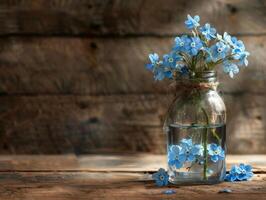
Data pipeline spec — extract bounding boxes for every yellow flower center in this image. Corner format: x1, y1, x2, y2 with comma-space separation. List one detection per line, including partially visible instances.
214, 150, 220, 155
159, 175, 164, 180
218, 48, 223, 52
168, 58, 174, 63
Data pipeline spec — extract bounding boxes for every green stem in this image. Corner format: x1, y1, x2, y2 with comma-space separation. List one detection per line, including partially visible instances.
201, 107, 209, 180
211, 128, 221, 143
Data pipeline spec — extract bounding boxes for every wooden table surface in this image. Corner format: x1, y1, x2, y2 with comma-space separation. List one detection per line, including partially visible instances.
0, 154, 265, 200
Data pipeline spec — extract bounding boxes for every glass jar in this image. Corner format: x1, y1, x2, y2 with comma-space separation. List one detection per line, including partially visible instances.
164, 71, 226, 184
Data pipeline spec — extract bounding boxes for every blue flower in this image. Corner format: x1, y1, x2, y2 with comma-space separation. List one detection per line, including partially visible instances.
180, 138, 193, 148
237, 164, 253, 181
223, 32, 234, 46
207, 143, 225, 162
225, 164, 253, 182
152, 168, 169, 186
230, 38, 249, 67
175, 64, 189, 76
200, 23, 216, 40
232, 39, 245, 53
208, 41, 230, 62
191, 144, 204, 157
180, 139, 203, 162
153, 67, 165, 80
146, 53, 160, 71
154, 67, 172, 80
163, 53, 181, 69
173, 35, 190, 52
185, 14, 200, 29
225, 165, 241, 182
168, 145, 186, 168
179, 65, 189, 76
223, 61, 239, 78
219, 188, 232, 193
187, 37, 203, 56
234, 51, 250, 66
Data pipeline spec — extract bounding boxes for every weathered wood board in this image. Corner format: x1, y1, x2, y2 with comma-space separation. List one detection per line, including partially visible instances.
0, 155, 265, 200
0, 36, 265, 95
0, 0, 265, 154
0, 172, 265, 200
0, 154, 265, 172
0, 0, 265, 35
0, 94, 265, 154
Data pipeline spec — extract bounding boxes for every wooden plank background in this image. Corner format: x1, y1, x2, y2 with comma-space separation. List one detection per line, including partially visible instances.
0, 0, 265, 154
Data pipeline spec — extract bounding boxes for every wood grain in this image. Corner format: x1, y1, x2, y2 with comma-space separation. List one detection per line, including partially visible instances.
0, 0, 265, 35
0, 154, 265, 200
0, 36, 265, 95
0, 0, 265, 155
0, 172, 265, 200
0, 154, 265, 172
0, 94, 265, 154
0, 171, 264, 200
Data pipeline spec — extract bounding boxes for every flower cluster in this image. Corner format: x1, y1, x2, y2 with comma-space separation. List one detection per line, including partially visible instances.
168, 139, 224, 169
225, 164, 253, 182
146, 14, 250, 80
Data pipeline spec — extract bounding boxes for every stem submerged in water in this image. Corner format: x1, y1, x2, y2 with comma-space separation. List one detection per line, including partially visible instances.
201, 107, 209, 180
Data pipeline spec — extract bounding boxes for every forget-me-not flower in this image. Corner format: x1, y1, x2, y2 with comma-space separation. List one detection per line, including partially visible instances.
173, 35, 190, 52
223, 61, 239, 78
153, 67, 173, 81
200, 23, 216, 40
163, 53, 181, 69
207, 143, 225, 162
175, 64, 189, 76
146, 53, 160, 71
237, 163, 253, 181
191, 144, 204, 157
230, 38, 250, 66
208, 41, 230, 62
234, 51, 250, 66
180, 138, 193, 148
153, 67, 164, 80
179, 65, 189, 76
187, 37, 203, 56
152, 168, 169, 186
185, 14, 200, 29
223, 32, 235, 46
225, 164, 253, 182
168, 145, 186, 168
232, 39, 245, 53
180, 139, 203, 162
225, 165, 241, 182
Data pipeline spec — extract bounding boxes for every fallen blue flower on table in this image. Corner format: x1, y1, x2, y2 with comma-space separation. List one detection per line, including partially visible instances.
152, 168, 169, 186
162, 189, 176, 195
225, 163, 253, 182
218, 188, 232, 193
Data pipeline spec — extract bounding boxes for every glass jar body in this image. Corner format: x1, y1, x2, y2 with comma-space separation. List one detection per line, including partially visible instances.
164, 76, 226, 185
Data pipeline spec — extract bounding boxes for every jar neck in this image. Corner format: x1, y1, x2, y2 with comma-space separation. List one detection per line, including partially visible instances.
174, 71, 218, 92
189, 71, 217, 83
